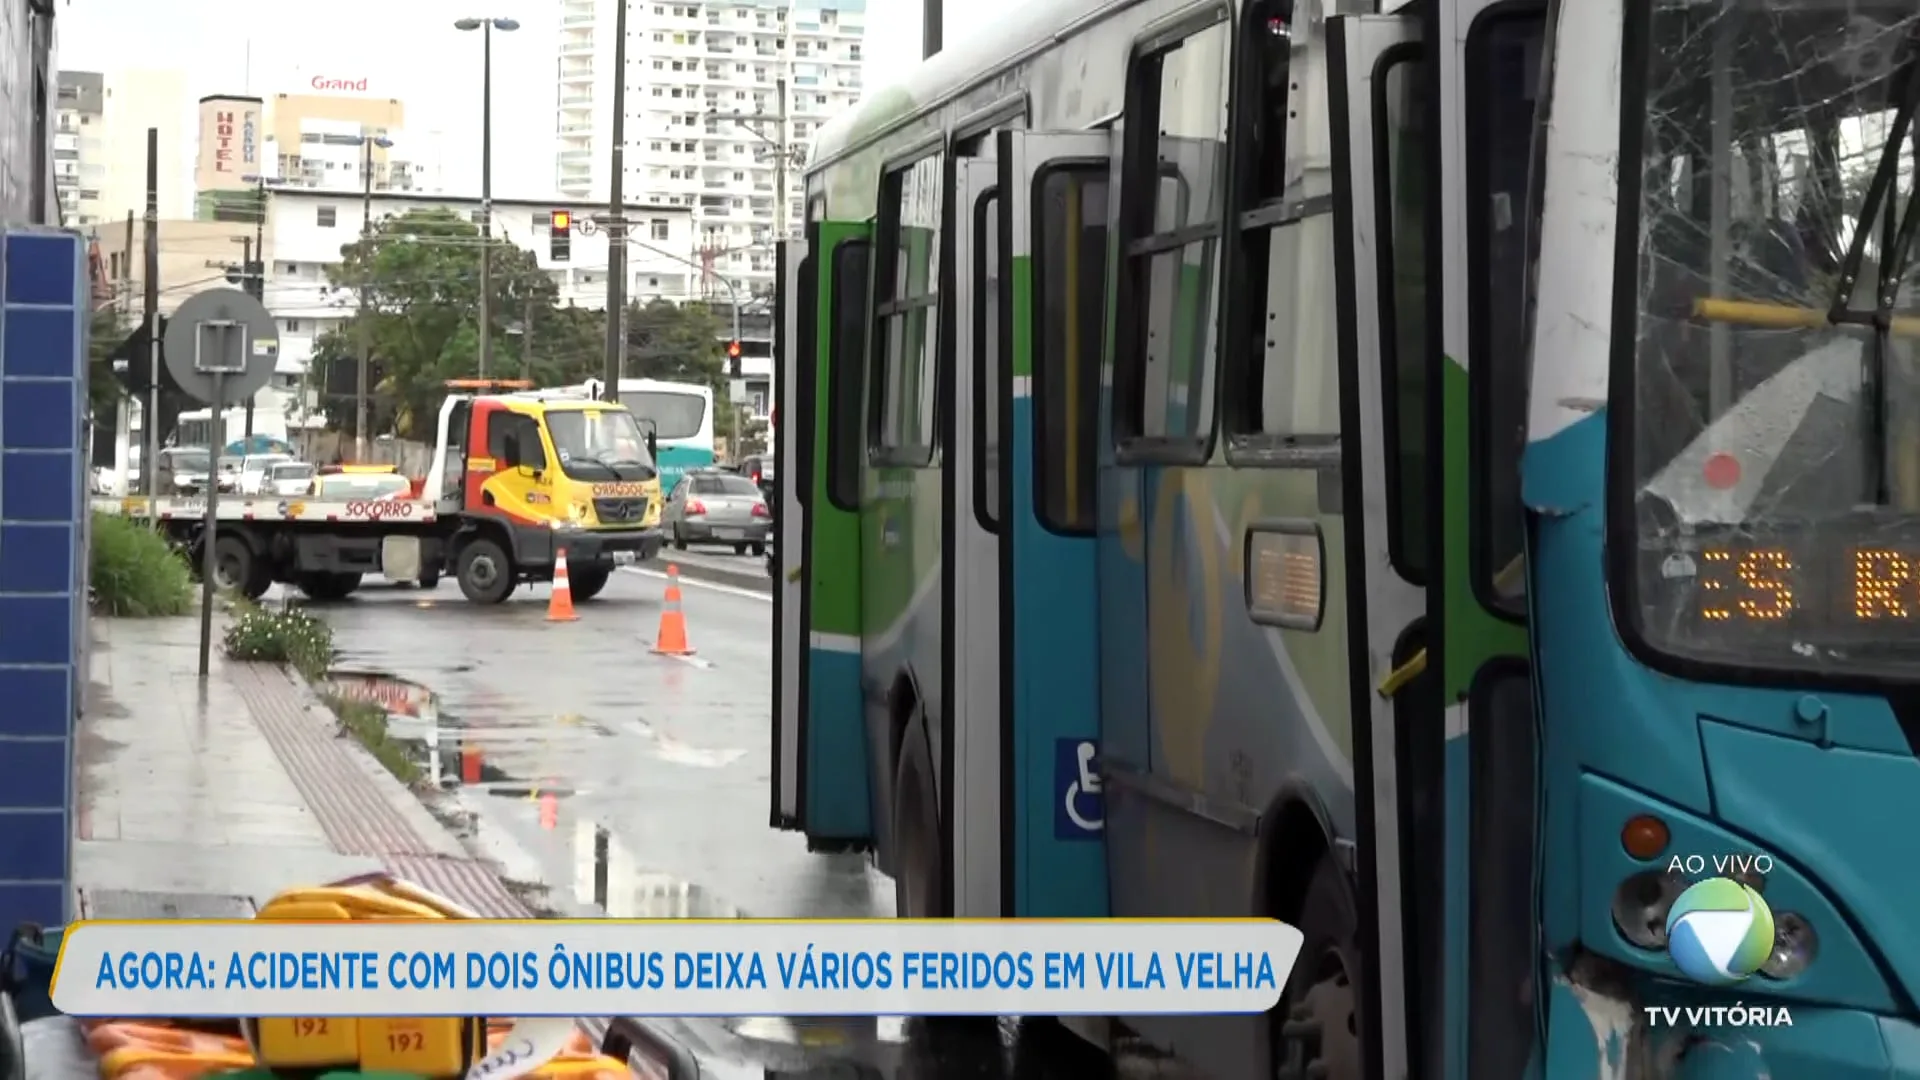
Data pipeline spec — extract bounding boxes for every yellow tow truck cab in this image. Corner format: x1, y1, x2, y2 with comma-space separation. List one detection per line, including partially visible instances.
420, 383, 665, 603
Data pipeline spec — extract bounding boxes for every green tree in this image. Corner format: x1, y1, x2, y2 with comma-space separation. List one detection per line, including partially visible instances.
623, 299, 726, 384
88, 308, 129, 420
325, 208, 561, 438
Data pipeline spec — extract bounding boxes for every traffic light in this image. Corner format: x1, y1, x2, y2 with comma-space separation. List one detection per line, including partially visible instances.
727, 339, 742, 378
550, 210, 572, 262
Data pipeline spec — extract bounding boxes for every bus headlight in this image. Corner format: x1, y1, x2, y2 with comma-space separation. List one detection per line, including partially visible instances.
1759, 911, 1817, 980
1612, 869, 1687, 950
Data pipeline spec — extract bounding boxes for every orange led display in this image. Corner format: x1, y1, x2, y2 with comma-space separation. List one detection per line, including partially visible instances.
1698, 548, 1795, 621
1689, 543, 1920, 628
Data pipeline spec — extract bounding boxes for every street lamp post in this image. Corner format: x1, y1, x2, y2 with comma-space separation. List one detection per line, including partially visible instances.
455, 15, 520, 378
356, 132, 394, 460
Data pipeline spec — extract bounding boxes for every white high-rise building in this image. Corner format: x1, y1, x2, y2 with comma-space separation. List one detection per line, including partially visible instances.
554, 0, 865, 300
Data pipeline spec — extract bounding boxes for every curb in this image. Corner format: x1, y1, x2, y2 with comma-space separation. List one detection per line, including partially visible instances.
643, 558, 770, 594
232, 660, 701, 1080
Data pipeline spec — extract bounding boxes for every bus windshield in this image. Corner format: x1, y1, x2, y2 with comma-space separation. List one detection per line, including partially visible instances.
546, 407, 657, 482
626, 390, 708, 440
1624, 1, 1920, 673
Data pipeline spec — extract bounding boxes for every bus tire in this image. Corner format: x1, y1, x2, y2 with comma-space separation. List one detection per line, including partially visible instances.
890, 719, 944, 919
1270, 856, 1363, 1080
456, 537, 515, 604
570, 565, 611, 601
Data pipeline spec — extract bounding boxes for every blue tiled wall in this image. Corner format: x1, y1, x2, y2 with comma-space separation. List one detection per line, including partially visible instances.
0, 229, 86, 934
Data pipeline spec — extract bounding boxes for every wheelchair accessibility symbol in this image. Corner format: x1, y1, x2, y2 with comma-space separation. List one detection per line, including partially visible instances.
1054, 738, 1103, 840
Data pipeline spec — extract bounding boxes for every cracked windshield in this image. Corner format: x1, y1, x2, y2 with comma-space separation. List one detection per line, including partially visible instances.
1630, 2, 1920, 672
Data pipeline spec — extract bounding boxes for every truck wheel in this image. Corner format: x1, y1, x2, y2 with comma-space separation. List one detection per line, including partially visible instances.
299, 572, 361, 602
570, 565, 611, 602
212, 536, 255, 596
672, 527, 688, 551
1270, 856, 1363, 1080
456, 537, 515, 604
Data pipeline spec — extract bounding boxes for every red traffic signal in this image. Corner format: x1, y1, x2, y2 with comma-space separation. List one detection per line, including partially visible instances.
550, 211, 572, 262
551, 210, 572, 231
727, 340, 742, 358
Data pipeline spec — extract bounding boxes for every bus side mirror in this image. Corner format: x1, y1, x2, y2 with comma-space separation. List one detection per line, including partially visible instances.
646, 430, 658, 459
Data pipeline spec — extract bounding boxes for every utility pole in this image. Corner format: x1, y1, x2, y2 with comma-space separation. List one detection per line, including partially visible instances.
520, 295, 535, 380
774, 77, 789, 244
924, 0, 941, 57
601, 0, 630, 404
238, 234, 255, 443
478, 22, 496, 377
245, 177, 266, 439
141, 128, 161, 504
356, 139, 375, 460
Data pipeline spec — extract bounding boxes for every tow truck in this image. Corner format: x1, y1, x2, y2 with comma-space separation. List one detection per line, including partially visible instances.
93, 381, 666, 604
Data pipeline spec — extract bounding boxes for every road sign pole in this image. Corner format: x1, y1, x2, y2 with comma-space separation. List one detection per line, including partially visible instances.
197, 366, 223, 677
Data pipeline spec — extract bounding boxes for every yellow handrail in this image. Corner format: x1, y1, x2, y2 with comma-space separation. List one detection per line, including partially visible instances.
1692, 297, 1920, 338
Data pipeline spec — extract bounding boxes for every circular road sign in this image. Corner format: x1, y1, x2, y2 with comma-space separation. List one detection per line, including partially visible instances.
162, 288, 280, 406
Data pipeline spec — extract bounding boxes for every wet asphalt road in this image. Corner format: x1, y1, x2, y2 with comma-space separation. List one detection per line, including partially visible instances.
290, 559, 1180, 1080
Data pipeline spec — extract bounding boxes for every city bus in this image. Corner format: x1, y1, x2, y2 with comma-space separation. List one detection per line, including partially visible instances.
554, 378, 716, 489
613, 378, 714, 489
771, 0, 1907, 1077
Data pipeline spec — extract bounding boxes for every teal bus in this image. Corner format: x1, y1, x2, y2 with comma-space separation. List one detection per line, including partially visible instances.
770, 0, 1912, 1076
570, 377, 715, 490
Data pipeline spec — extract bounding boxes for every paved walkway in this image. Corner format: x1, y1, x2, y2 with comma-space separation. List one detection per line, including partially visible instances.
78, 614, 523, 917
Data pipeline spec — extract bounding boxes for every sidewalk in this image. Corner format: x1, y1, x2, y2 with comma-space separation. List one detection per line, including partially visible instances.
77, 614, 522, 917
73, 612, 700, 1080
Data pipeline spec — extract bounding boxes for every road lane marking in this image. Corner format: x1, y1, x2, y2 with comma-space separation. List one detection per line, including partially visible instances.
621, 565, 771, 603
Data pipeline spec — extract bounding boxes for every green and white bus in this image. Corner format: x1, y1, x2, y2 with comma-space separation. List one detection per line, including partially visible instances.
772, 0, 1910, 1076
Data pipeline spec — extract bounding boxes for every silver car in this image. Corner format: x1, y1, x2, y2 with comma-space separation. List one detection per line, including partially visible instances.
664, 471, 771, 554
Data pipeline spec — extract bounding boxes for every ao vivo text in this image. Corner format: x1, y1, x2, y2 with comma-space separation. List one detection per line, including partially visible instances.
1664, 853, 1774, 876
94, 946, 1281, 994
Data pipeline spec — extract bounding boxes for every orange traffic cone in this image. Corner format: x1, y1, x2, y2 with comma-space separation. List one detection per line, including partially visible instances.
547, 546, 579, 622
460, 744, 482, 786
651, 564, 695, 655
539, 790, 558, 830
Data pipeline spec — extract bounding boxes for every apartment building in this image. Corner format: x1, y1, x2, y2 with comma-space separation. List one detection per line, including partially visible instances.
56, 69, 192, 228
553, 0, 864, 301
260, 187, 694, 378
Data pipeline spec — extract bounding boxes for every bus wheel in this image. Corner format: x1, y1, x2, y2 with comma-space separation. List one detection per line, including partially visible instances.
456, 537, 515, 604
890, 724, 943, 919
1271, 857, 1363, 1080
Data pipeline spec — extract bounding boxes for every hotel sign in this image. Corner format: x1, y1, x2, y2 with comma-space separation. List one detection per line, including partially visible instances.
212, 107, 259, 173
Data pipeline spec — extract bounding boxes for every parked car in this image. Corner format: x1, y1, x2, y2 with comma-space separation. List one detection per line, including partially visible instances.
264, 461, 317, 497
237, 453, 294, 494
215, 455, 244, 493
664, 470, 771, 555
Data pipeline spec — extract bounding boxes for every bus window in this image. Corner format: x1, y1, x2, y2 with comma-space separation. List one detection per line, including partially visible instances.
1035, 166, 1109, 533
825, 239, 871, 512
1466, 9, 1544, 612
974, 188, 1002, 529
1115, 13, 1230, 448
871, 154, 943, 465
1376, 44, 1429, 581
1228, 5, 1340, 443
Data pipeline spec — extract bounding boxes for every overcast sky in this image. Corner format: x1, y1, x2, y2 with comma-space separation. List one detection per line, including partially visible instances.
57, 0, 1012, 199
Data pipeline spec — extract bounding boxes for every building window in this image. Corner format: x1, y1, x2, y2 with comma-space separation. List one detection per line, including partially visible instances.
285, 319, 303, 333
652, 220, 670, 240
316, 206, 338, 227
1113, 14, 1230, 448
869, 154, 941, 465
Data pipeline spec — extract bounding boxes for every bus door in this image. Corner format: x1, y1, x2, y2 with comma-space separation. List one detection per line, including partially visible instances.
773, 236, 810, 830
1427, 2, 1546, 1079
1328, 13, 1432, 1080
945, 157, 1005, 917
770, 219, 875, 848
994, 129, 1112, 917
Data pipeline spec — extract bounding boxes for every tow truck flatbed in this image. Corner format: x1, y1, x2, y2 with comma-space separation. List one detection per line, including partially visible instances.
91, 495, 436, 523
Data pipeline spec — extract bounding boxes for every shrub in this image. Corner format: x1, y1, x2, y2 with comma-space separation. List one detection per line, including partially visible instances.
320, 694, 421, 785
90, 513, 195, 617
223, 599, 335, 679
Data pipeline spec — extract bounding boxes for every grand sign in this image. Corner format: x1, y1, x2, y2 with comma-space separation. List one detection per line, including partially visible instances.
311, 76, 370, 92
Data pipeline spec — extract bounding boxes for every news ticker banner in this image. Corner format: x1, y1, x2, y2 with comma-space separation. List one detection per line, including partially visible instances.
56, 919, 1303, 1018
